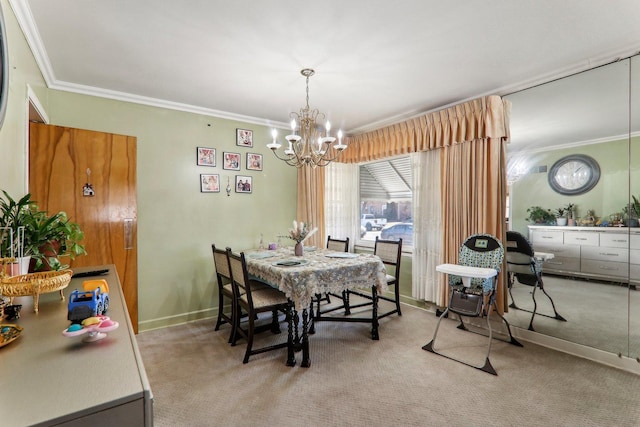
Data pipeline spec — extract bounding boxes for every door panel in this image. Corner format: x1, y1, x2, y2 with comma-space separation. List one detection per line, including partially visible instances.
29, 123, 138, 332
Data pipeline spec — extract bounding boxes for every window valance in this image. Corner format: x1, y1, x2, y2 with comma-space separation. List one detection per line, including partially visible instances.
339, 95, 509, 163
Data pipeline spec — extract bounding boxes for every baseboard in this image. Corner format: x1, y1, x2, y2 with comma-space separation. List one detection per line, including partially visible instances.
138, 307, 217, 332
511, 327, 640, 375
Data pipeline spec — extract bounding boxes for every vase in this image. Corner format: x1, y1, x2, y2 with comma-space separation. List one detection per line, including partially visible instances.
556, 217, 568, 226
294, 242, 303, 256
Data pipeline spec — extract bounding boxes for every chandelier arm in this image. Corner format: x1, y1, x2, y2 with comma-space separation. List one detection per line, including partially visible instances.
269, 149, 298, 163
270, 68, 347, 168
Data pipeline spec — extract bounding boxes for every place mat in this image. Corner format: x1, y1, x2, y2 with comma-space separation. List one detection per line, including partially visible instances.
325, 252, 359, 258
247, 252, 276, 259
272, 259, 310, 267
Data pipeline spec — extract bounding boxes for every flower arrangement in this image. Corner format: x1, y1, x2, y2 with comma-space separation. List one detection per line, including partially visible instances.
284, 220, 317, 244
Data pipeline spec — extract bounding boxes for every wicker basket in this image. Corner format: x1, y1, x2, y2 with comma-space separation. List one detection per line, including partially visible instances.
0, 270, 73, 313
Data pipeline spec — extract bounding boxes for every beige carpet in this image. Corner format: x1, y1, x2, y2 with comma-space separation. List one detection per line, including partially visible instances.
137, 299, 640, 427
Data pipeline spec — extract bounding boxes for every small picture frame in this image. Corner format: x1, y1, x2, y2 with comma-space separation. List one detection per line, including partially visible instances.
223, 152, 241, 170
196, 147, 216, 167
236, 128, 253, 147
246, 153, 263, 171
235, 175, 252, 193
200, 174, 220, 193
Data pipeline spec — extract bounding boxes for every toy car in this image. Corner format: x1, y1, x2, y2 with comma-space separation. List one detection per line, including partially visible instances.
67, 279, 110, 323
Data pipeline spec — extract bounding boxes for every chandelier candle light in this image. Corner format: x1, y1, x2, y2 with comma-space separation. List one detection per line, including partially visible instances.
268, 68, 348, 168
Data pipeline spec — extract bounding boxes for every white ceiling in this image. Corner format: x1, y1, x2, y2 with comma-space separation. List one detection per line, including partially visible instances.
12, 0, 640, 144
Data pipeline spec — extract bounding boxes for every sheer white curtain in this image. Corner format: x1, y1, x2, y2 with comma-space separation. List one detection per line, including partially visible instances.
412, 150, 443, 302
325, 162, 359, 244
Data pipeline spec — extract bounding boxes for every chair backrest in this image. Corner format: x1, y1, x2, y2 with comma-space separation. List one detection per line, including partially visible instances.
327, 235, 349, 252
505, 231, 540, 285
226, 249, 254, 307
455, 234, 504, 292
374, 236, 402, 280
211, 244, 231, 286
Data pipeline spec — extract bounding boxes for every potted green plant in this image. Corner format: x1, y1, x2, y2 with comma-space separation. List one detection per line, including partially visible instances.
554, 206, 568, 226
0, 190, 87, 272
526, 206, 555, 224
622, 195, 640, 227
23, 208, 87, 271
0, 191, 36, 274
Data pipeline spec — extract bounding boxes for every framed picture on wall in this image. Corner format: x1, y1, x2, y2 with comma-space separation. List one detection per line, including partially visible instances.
200, 174, 220, 193
236, 128, 253, 147
196, 147, 216, 166
246, 153, 263, 171
222, 151, 241, 170
235, 175, 252, 193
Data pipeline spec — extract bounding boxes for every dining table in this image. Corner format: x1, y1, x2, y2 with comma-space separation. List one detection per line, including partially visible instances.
244, 245, 387, 367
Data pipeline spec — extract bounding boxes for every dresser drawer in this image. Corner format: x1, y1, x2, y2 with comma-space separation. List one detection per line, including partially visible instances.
531, 230, 563, 245
600, 233, 630, 248
564, 231, 599, 246
630, 234, 640, 250
542, 256, 580, 272
630, 263, 640, 282
581, 260, 628, 278
581, 245, 629, 263
534, 244, 580, 258
630, 249, 640, 265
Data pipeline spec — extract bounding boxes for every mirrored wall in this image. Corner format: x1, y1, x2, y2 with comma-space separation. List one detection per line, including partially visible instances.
505, 56, 639, 360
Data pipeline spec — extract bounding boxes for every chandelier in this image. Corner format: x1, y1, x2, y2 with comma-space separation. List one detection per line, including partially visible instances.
268, 68, 347, 168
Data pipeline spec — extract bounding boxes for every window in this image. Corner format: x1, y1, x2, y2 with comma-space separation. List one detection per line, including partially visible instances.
359, 156, 413, 247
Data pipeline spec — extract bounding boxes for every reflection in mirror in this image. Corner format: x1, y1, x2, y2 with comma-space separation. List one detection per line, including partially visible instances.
505, 58, 634, 357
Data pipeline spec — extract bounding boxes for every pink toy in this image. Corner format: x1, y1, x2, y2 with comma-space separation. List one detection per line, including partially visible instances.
62, 315, 119, 342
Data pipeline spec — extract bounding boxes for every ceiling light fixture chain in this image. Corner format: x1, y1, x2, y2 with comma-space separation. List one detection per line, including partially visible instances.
268, 68, 347, 168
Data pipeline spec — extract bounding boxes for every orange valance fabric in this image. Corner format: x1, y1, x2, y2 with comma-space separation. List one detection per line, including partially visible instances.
339, 95, 509, 161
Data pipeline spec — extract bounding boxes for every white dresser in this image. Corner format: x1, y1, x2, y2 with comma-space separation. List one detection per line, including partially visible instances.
528, 225, 640, 284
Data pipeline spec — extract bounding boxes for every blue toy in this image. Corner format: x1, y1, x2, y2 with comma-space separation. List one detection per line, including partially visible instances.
67, 279, 110, 324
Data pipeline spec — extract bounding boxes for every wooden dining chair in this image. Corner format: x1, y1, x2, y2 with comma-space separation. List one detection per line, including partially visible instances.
227, 249, 294, 364
315, 236, 350, 305
212, 244, 272, 343
327, 235, 350, 252
343, 236, 403, 318
211, 244, 236, 343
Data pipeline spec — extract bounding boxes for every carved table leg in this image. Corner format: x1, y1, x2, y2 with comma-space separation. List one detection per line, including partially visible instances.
371, 286, 379, 340
286, 305, 296, 367
301, 308, 311, 367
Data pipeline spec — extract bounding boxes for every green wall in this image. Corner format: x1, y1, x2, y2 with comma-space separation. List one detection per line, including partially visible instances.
510, 137, 637, 236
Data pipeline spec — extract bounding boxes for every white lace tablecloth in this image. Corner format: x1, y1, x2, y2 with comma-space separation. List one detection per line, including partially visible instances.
244, 247, 387, 310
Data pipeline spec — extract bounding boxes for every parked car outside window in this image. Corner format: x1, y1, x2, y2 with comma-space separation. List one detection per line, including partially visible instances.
380, 222, 413, 246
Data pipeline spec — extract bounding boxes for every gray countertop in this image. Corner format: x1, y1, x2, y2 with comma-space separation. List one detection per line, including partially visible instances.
1, 265, 152, 426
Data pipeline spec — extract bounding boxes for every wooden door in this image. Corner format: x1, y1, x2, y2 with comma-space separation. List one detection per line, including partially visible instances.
29, 123, 138, 332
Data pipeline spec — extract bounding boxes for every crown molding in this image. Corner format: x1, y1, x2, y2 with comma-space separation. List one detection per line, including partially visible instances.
7, 0, 290, 130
